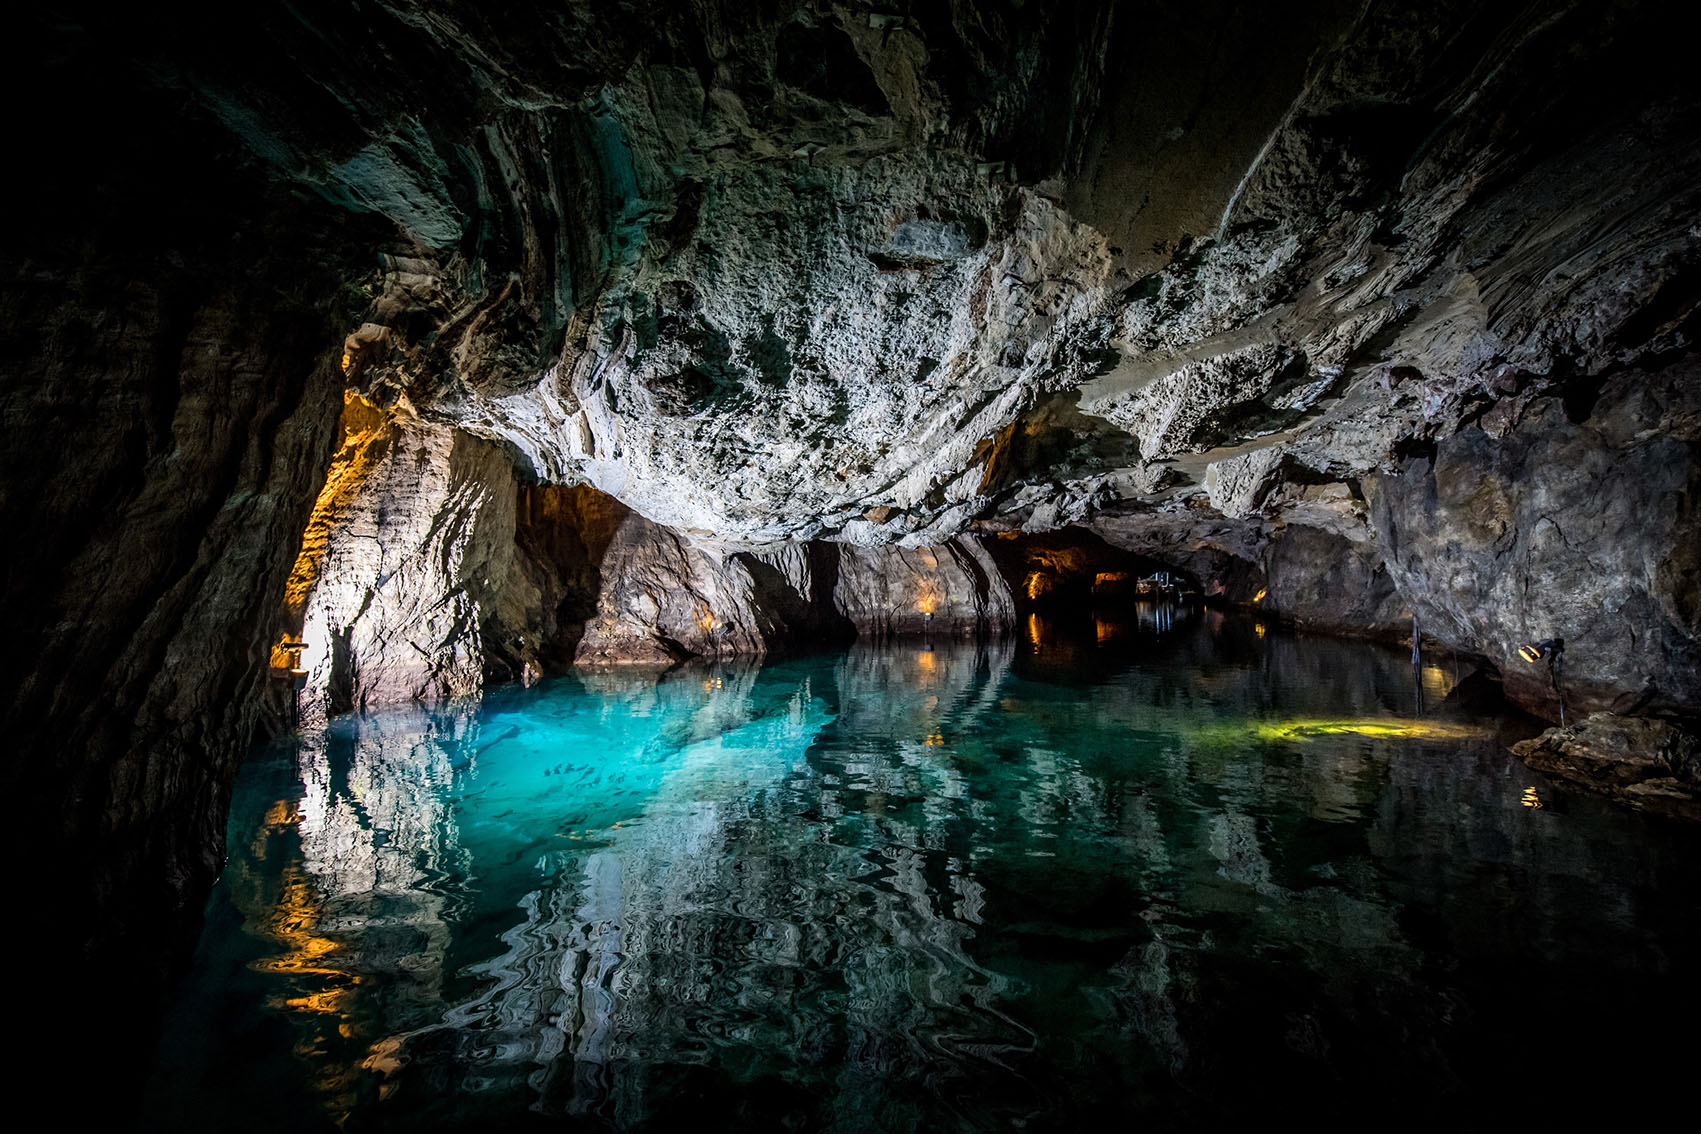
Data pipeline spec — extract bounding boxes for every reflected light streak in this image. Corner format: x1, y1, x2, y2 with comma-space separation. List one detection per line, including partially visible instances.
1254, 718, 1488, 742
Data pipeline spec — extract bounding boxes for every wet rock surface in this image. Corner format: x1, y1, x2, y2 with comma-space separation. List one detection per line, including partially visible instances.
1513, 713, 1701, 821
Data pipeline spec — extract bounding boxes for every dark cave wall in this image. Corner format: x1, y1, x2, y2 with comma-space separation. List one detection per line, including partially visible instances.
2, 256, 351, 949
1263, 524, 1408, 637
1369, 357, 1701, 720
1, 16, 385, 1040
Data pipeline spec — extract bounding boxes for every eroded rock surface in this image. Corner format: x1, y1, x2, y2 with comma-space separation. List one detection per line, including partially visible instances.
1369, 361, 1701, 719
284, 423, 1013, 693
137, 0, 1696, 723
288, 398, 524, 716
1513, 713, 1701, 820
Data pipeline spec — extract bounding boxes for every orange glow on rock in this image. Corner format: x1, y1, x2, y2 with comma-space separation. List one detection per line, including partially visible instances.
283, 391, 391, 620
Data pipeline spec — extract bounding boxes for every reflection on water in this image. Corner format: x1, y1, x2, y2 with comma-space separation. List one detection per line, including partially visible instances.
147, 610, 1701, 1131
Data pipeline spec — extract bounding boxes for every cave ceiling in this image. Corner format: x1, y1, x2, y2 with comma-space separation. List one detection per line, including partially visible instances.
111, 0, 1696, 547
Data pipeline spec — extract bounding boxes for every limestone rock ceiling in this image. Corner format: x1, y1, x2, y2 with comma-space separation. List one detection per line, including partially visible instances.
167, 0, 1699, 547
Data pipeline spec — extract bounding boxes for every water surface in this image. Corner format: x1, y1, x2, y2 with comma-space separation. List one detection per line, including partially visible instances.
146, 609, 1701, 1130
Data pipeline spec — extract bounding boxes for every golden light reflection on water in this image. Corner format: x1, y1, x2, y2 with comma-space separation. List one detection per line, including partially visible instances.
241, 792, 379, 1114
170, 632, 1691, 1132
251, 799, 300, 859
253, 865, 356, 1018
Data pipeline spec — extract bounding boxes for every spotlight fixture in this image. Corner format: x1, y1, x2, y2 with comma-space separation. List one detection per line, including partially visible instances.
1517, 637, 1566, 726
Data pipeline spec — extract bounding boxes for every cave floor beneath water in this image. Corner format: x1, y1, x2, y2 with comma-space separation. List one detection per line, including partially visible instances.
143, 607, 1701, 1132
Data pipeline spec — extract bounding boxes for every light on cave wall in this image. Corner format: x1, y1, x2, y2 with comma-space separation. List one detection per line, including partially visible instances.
1092, 571, 1131, 597
270, 637, 309, 674
694, 601, 719, 638
916, 580, 940, 618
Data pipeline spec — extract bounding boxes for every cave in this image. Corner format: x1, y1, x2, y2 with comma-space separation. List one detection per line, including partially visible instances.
6, 2, 1700, 1128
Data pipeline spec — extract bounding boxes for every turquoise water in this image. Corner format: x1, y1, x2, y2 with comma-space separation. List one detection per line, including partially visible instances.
146, 609, 1701, 1131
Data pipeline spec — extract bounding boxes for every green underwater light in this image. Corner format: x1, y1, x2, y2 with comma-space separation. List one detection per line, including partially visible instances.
1253, 718, 1488, 743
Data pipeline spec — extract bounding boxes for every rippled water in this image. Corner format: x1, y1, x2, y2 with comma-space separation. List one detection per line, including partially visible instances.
146, 608, 1701, 1131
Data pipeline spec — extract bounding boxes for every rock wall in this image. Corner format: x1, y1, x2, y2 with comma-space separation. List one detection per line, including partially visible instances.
834, 539, 1015, 639
1368, 358, 1701, 719
288, 399, 525, 717
156, 0, 1700, 723
1, 18, 382, 1072
288, 449, 1012, 690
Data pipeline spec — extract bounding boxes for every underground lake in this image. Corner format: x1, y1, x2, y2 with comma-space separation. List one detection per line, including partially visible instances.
142, 608, 1701, 1132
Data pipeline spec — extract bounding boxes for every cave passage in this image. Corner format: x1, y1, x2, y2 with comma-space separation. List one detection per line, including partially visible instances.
145, 627, 1701, 1131
983, 526, 1208, 613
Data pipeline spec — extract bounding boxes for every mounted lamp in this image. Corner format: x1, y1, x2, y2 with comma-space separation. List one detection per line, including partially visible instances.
1517, 637, 1566, 727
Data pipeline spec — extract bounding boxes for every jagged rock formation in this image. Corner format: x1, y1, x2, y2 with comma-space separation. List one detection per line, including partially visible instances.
286, 395, 525, 716
6, 0, 1701, 1074
289, 436, 1013, 693
1369, 359, 1701, 719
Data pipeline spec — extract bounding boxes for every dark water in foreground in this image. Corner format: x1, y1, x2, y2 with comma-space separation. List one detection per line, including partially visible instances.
146, 609, 1701, 1131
